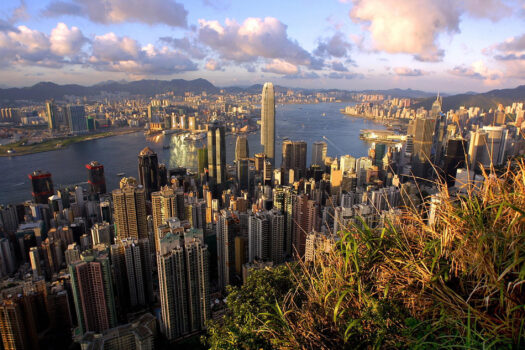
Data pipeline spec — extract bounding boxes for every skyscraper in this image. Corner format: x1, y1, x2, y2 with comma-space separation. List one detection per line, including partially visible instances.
235, 135, 249, 161
66, 105, 88, 134
282, 140, 307, 181
207, 120, 226, 188
311, 141, 327, 168
28, 170, 54, 204
157, 229, 209, 341
46, 99, 58, 130
216, 210, 239, 291
0, 295, 39, 350
69, 251, 117, 334
237, 158, 250, 192
152, 187, 180, 251
292, 194, 320, 257
138, 147, 160, 199
112, 177, 148, 240
261, 82, 275, 163
86, 161, 106, 195
411, 117, 436, 179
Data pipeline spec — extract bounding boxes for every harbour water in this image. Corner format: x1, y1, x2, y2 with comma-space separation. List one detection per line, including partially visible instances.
0, 102, 385, 204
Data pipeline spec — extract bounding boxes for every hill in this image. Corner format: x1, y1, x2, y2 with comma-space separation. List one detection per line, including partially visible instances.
414, 85, 525, 110
0, 78, 219, 103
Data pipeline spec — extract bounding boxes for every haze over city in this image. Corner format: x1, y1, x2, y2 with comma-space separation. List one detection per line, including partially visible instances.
0, 0, 524, 92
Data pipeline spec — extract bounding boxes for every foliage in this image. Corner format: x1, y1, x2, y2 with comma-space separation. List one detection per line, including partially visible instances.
203, 264, 300, 350
204, 160, 525, 349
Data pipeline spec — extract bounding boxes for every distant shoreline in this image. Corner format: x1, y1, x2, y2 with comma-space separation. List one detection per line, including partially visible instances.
0, 128, 142, 157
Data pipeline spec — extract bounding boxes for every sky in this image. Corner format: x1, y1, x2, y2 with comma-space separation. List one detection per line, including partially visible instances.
0, 0, 524, 93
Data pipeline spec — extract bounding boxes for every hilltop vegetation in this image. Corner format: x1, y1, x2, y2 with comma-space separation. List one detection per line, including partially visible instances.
204, 160, 525, 349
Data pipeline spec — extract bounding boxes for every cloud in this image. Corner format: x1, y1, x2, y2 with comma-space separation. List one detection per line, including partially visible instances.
449, 61, 502, 84
50, 23, 87, 56
198, 17, 321, 69
89, 33, 197, 75
314, 31, 352, 58
43, 0, 188, 27
262, 59, 299, 75
350, 0, 461, 61
491, 34, 525, 60
204, 58, 223, 71
326, 72, 363, 79
159, 36, 207, 59
462, 0, 512, 21
331, 61, 349, 72
283, 71, 320, 79
393, 67, 426, 76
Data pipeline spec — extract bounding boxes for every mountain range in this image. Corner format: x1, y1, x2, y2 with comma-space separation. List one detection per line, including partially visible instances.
0, 79, 523, 110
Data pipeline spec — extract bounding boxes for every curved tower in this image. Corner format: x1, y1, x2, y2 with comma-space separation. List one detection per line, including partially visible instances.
261, 82, 275, 163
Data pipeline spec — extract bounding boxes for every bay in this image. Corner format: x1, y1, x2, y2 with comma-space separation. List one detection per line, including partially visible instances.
0, 102, 385, 204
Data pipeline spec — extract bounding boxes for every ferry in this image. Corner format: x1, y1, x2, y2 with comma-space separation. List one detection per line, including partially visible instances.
189, 133, 206, 141
116, 172, 125, 177
6, 149, 15, 154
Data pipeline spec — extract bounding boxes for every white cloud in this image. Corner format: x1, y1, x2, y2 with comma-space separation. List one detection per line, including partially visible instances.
198, 17, 321, 69
347, 0, 513, 61
50, 22, 87, 56
262, 59, 298, 75
89, 33, 197, 75
43, 0, 188, 27
489, 34, 525, 79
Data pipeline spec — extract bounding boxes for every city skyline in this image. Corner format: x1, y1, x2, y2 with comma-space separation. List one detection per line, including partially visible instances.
0, 0, 523, 92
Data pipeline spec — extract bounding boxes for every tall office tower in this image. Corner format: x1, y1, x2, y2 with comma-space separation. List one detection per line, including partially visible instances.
411, 116, 436, 179
197, 147, 208, 175
158, 163, 168, 187
340, 155, 356, 174
111, 238, 152, 309
86, 161, 107, 195
69, 251, 117, 334
263, 160, 273, 186
216, 211, 239, 291
46, 99, 58, 130
269, 210, 285, 264
29, 247, 42, 277
292, 194, 320, 257
468, 126, 508, 170
0, 295, 39, 350
207, 120, 226, 188
157, 229, 209, 341
235, 135, 249, 161
0, 204, 19, 234
66, 105, 88, 134
273, 186, 294, 257
152, 186, 179, 251
311, 141, 327, 168
112, 177, 148, 240
443, 138, 467, 187
138, 147, 160, 199
0, 238, 16, 275
29, 170, 54, 204
261, 82, 276, 163
254, 153, 266, 172
237, 158, 250, 192
282, 140, 308, 180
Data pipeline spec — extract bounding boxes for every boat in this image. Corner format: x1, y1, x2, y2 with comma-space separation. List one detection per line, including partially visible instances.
116, 172, 125, 177
163, 145, 170, 149
321, 113, 326, 117
162, 129, 178, 135
189, 133, 206, 141
6, 149, 15, 154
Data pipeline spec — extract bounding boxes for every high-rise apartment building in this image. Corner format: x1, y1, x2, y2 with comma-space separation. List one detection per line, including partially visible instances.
112, 177, 148, 240
46, 99, 58, 130
235, 135, 249, 161
152, 186, 184, 251
157, 229, 209, 341
86, 161, 107, 195
216, 210, 239, 291
237, 158, 250, 192
248, 209, 285, 264
207, 120, 226, 188
292, 194, 320, 257
69, 251, 117, 334
261, 82, 275, 163
138, 147, 160, 199
0, 295, 39, 350
28, 170, 54, 204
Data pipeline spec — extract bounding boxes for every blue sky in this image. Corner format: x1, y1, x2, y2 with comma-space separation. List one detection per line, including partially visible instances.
0, 0, 524, 93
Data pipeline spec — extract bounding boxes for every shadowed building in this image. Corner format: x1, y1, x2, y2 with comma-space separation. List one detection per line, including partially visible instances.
235, 135, 249, 161
138, 147, 160, 199
207, 121, 226, 189
86, 161, 106, 195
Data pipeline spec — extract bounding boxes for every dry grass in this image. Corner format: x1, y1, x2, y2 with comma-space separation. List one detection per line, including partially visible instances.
258, 160, 525, 349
